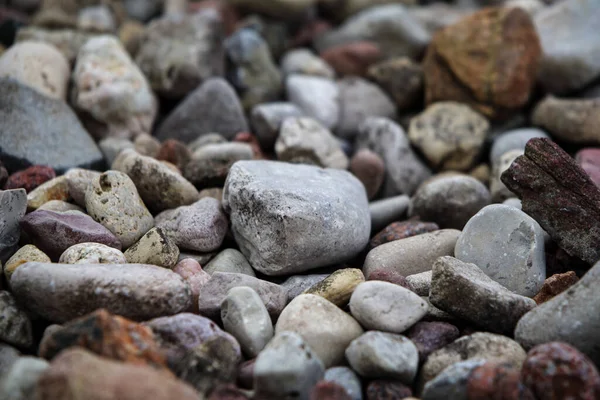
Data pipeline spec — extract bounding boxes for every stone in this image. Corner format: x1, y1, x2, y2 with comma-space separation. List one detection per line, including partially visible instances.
304, 269, 364, 308
204, 249, 255, 277
423, 7, 541, 119
221, 286, 274, 358
156, 139, 191, 171
364, 229, 460, 279
99, 137, 135, 168
409, 174, 491, 230
533, 271, 579, 305
208, 384, 250, 400
21, 209, 122, 258
281, 48, 334, 79
36, 349, 200, 400
310, 381, 353, 400
405, 321, 460, 363
286, 74, 339, 130
490, 128, 549, 164
38, 200, 83, 213
367, 57, 423, 110
59, 242, 126, 265
350, 149, 385, 200
324, 367, 362, 400
466, 361, 530, 400
4, 244, 50, 281
369, 220, 439, 250
0, 41, 69, 100
534, 0, 600, 94
369, 195, 411, 233
455, 204, 546, 297
228, 0, 315, 19
577, 148, 600, 187
345, 331, 418, 383
133, 133, 160, 158
250, 102, 305, 150
173, 259, 210, 313
223, 161, 370, 276
10, 262, 191, 323
77, 5, 117, 33
0, 356, 49, 400
336, 77, 396, 141
276, 294, 364, 367
502, 138, 600, 264
320, 41, 381, 78
15, 27, 94, 64
421, 359, 487, 400
188, 133, 227, 152
0, 344, 21, 376
281, 274, 329, 302
0, 291, 32, 348
155, 198, 228, 253
156, 78, 248, 142
254, 331, 325, 400
124, 227, 179, 268
72, 35, 157, 140
409, 102, 489, 171
276, 117, 349, 169
4, 165, 55, 192
356, 117, 431, 197
490, 150, 523, 202
430, 256, 537, 334
184, 142, 254, 188
197, 272, 287, 320
532, 96, 600, 144
350, 281, 428, 333
25, 175, 70, 210
520, 342, 600, 399
0, 189, 26, 261
405, 271, 432, 296
366, 380, 412, 400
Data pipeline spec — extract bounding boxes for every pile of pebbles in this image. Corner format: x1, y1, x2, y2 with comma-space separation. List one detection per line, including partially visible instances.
1, 0, 600, 399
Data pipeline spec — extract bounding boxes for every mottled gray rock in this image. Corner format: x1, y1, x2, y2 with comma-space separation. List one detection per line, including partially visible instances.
531, 96, 600, 144
324, 367, 363, 400
59, 243, 127, 265
4, 245, 51, 282
223, 161, 370, 275
0, 189, 26, 262
421, 359, 486, 400
286, 74, 340, 130
124, 227, 180, 268
281, 48, 334, 79
133, 133, 160, 158
0, 291, 33, 348
455, 204, 546, 297
204, 249, 255, 277
65, 169, 102, 208
405, 271, 432, 296
251, 102, 305, 150
369, 195, 411, 232
10, 262, 191, 323
345, 331, 419, 383
490, 150, 523, 202
184, 142, 254, 188
0, 357, 49, 400
490, 128, 549, 164
356, 117, 431, 197
254, 331, 325, 400
281, 274, 329, 302
0, 344, 21, 377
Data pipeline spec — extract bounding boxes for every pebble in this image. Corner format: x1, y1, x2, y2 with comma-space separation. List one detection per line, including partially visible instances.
25, 175, 70, 210
430, 256, 537, 334
14, 27, 94, 64
405, 321, 460, 363
5, 165, 55, 192
350, 149, 385, 200
0, 291, 33, 348
405, 271, 432, 296
577, 148, 600, 187
455, 204, 546, 297
366, 380, 413, 400
77, 5, 116, 32
276, 117, 349, 169
155, 198, 228, 252
254, 331, 325, 400
0, 344, 21, 376
286, 74, 340, 130
221, 286, 274, 358
197, 272, 287, 320
59, 243, 126, 265
188, 133, 228, 153
250, 102, 305, 150
369, 195, 411, 233
489, 128, 549, 163
38, 200, 83, 213
10, 262, 191, 323
320, 41, 381, 78
133, 133, 160, 158
156, 77, 248, 143
533, 271, 579, 305
204, 249, 255, 277
281, 48, 334, 79
349, 281, 428, 333
184, 142, 254, 188
0, 357, 49, 400
71, 35, 157, 139
532, 96, 600, 144
345, 331, 419, 383
0, 189, 26, 262
421, 359, 486, 400
156, 139, 191, 171
172, 259, 210, 313
281, 274, 329, 302
356, 117, 431, 197
324, 367, 363, 400
367, 57, 423, 110
310, 381, 352, 400
4, 244, 50, 281
99, 138, 135, 167
466, 361, 528, 400
490, 150, 523, 202
369, 220, 439, 250
223, 161, 370, 276
124, 227, 179, 269
0, 40, 69, 100
363, 229, 460, 279
409, 174, 491, 230
304, 268, 365, 307
276, 294, 364, 367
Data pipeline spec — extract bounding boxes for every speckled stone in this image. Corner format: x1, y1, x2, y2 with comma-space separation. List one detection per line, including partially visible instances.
124, 227, 179, 269
4, 244, 50, 281
59, 243, 126, 265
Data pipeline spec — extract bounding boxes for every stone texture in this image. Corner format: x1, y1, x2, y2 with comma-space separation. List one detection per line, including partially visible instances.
4, 244, 50, 281
59, 242, 126, 265
173, 258, 210, 313
38, 200, 83, 213
304, 268, 365, 308
25, 175, 70, 210
421, 358, 486, 400
204, 249, 255, 277
0, 189, 26, 262
369, 220, 439, 250
405, 270, 432, 296
533, 271, 579, 305
281, 48, 335, 79
310, 381, 352, 400
64, 168, 101, 207
350, 149, 385, 200
133, 133, 160, 158
184, 142, 254, 188
466, 361, 530, 400
490, 128, 549, 164
250, 102, 305, 150
324, 367, 362, 400
369, 195, 411, 233
156, 139, 191, 171
4, 165, 55, 192
15, 27, 95, 64
532, 96, 600, 144
0, 291, 32, 348
405, 321, 460, 363
366, 380, 412, 400
286, 74, 339, 130
124, 227, 180, 268
320, 41, 381, 77
577, 148, 600, 188
367, 57, 423, 110
281, 274, 329, 303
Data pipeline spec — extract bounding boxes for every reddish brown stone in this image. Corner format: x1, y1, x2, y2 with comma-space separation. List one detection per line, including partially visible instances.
4, 165, 56, 192
368, 57, 424, 110
501, 138, 600, 264
39, 309, 167, 370
533, 271, 579, 304
208, 384, 250, 400
237, 358, 255, 389
423, 7, 541, 120
366, 380, 412, 400
234, 132, 265, 159
576, 148, 600, 187
156, 139, 192, 171
366, 269, 410, 290
320, 41, 382, 77
350, 149, 385, 200
467, 362, 535, 400
369, 220, 439, 249
521, 342, 600, 400
292, 19, 332, 48
189, 0, 239, 35
406, 321, 460, 363
311, 381, 352, 400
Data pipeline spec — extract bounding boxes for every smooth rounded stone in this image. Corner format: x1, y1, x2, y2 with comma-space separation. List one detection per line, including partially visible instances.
350, 149, 385, 200
490, 149, 523, 202
363, 229, 461, 279
221, 286, 274, 358
204, 249, 255, 277
304, 268, 365, 307
156, 78, 248, 143
197, 272, 287, 320
178, 251, 216, 265
123, 227, 179, 269
173, 259, 210, 313
281, 48, 334, 79
0, 356, 50, 400
320, 41, 382, 78
0, 291, 32, 348
405, 271, 432, 296
37, 200, 83, 213
254, 331, 325, 400
345, 331, 418, 383
532, 96, 600, 144
85, 171, 153, 249
10, 262, 191, 323
0, 344, 21, 376
335, 77, 396, 141
430, 256, 536, 334
184, 142, 254, 188
133, 133, 160, 158
276, 294, 364, 367
455, 204, 546, 297
370, 220, 440, 250
409, 102, 489, 171
25, 175, 69, 210
281, 274, 329, 303
0, 41, 69, 100
99, 137, 134, 168
324, 367, 362, 400
367, 57, 423, 111
405, 321, 460, 363
356, 117, 431, 197
286, 74, 340, 130
14, 27, 94, 65
112, 149, 199, 213
421, 358, 486, 400
315, 4, 430, 60
250, 102, 305, 150
0, 189, 29, 261
350, 281, 428, 333
155, 198, 228, 253
490, 128, 549, 163
223, 161, 370, 276
503, 198, 522, 209
58, 243, 126, 265
421, 332, 527, 385
188, 133, 228, 153
77, 5, 116, 32
369, 195, 410, 233
4, 244, 50, 281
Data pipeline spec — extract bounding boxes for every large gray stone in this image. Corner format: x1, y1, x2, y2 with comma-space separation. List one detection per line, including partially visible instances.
0, 357, 49, 400
223, 161, 370, 276
0, 189, 27, 262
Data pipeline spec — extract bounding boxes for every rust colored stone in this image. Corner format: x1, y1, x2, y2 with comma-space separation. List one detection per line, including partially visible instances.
368, 57, 424, 110
234, 132, 265, 159
311, 381, 352, 400
366, 380, 412, 400
406, 321, 460, 363
156, 139, 192, 170
576, 148, 600, 187
521, 342, 600, 400
39, 309, 167, 370
320, 41, 382, 77
369, 220, 439, 249
189, 0, 239, 35
4, 165, 56, 192
501, 138, 600, 264
533, 271, 579, 304
467, 362, 535, 400
423, 7, 541, 120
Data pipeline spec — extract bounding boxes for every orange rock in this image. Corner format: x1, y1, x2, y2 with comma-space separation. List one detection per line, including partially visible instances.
533, 271, 579, 304
320, 41, 382, 77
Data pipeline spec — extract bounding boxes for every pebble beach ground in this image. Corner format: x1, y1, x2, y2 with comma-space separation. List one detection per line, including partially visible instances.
1, 0, 600, 399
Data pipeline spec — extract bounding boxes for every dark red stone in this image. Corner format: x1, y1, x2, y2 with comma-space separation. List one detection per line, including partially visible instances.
310, 381, 352, 400
366, 380, 412, 400
156, 139, 191, 171
366, 269, 410, 290
320, 41, 382, 77
237, 359, 255, 389
533, 271, 579, 304
467, 362, 535, 400
208, 384, 250, 400
369, 220, 439, 250
521, 342, 600, 400
4, 165, 56, 192
576, 148, 600, 188
501, 138, 600, 264
406, 321, 460, 363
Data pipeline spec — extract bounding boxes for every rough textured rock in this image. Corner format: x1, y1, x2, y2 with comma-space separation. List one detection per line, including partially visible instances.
405, 271, 432, 296
465, 361, 531, 400
59, 242, 126, 265
4, 165, 56, 192
286, 74, 340, 130
0, 291, 32, 348
533, 271, 579, 305
4, 244, 50, 281
369, 220, 439, 250
124, 227, 180, 269
532, 96, 600, 144
184, 142, 254, 188
405, 321, 460, 363
0, 189, 27, 262
25, 175, 70, 210
367, 57, 423, 110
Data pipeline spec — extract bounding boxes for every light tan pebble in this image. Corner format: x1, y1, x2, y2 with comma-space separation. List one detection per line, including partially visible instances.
124, 227, 180, 269
4, 245, 50, 281
59, 243, 127, 265
27, 176, 70, 210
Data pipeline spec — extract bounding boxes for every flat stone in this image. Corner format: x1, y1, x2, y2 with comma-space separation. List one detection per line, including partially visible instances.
0, 291, 32, 348
124, 227, 179, 269
490, 128, 549, 163
405, 321, 460, 363
0, 357, 49, 400
533, 271, 579, 305
59, 243, 126, 265
532, 96, 600, 144
286, 74, 339, 130
369, 220, 439, 250
369, 195, 411, 233
304, 268, 364, 308
250, 102, 305, 150
281, 274, 329, 302
223, 161, 370, 276
4, 244, 50, 281
405, 271, 432, 296
184, 142, 254, 188
204, 249, 255, 277
421, 359, 486, 400
25, 175, 70, 210
324, 367, 362, 400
